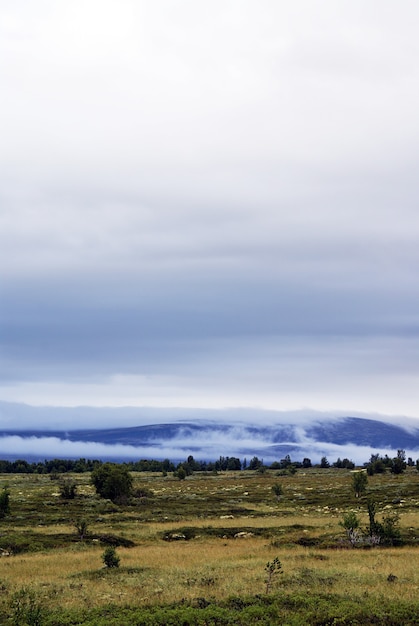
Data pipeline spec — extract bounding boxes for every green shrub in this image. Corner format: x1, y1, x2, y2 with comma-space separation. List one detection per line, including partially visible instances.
59, 477, 77, 499
265, 556, 282, 593
351, 471, 368, 498
74, 519, 89, 540
0, 486, 10, 518
271, 483, 283, 501
102, 546, 120, 568
91, 463, 133, 503
10, 587, 44, 626
365, 500, 401, 546
340, 511, 360, 545
133, 486, 154, 499
391, 449, 407, 474
381, 511, 402, 545
176, 466, 186, 480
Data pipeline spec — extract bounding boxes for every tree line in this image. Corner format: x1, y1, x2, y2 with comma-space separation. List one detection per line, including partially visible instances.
0, 449, 417, 475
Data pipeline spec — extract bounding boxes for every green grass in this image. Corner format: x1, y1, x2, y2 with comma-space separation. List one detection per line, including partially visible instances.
5, 592, 419, 625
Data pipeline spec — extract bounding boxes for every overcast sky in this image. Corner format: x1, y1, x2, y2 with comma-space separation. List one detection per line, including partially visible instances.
1, 1, 419, 425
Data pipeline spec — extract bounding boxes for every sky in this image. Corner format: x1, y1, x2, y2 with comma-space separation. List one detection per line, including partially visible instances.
1, 1, 419, 431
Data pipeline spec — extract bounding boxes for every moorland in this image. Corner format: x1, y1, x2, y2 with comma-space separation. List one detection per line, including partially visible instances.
0, 464, 419, 624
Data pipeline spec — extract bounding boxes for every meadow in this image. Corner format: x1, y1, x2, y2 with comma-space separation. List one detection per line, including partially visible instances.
0, 466, 419, 624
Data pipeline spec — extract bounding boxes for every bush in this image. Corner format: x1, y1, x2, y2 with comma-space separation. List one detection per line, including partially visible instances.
133, 486, 154, 499
352, 471, 368, 498
366, 499, 381, 540
265, 557, 282, 593
381, 512, 402, 545
340, 511, 360, 546
102, 546, 120, 568
271, 483, 283, 501
391, 450, 407, 475
74, 519, 89, 540
366, 459, 386, 475
365, 500, 401, 545
91, 463, 133, 503
0, 486, 10, 518
59, 477, 77, 499
10, 587, 44, 626
248, 456, 263, 470
176, 466, 186, 480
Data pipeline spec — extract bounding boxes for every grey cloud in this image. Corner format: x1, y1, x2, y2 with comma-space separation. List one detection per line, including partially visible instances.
2, 3, 419, 189
1, 2, 419, 418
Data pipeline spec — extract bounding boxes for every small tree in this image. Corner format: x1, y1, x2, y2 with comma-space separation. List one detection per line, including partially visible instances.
390, 450, 407, 475
248, 456, 263, 471
102, 546, 120, 568
366, 456, 386, 475
320, 456, 330, 468
381, 511, 401, 546
176, 466, 186, 480
366, 500, 401, 546
272, 483, 283, 501
0, 486, 10, 519
340, 511, 360, 546
265, 557, 282, 593
91, 463, 133, 503
59, 477, 77, 500
352, 471, 368, 498
367, 499, 382, 541
74, 519, 89, 541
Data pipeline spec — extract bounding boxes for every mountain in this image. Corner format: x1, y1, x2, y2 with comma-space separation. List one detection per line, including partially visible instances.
0, 410, 418, 464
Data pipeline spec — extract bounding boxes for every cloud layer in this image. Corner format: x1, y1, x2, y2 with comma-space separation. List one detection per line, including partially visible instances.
1, 404, 418, 465
1, 414, 418, 466
0, 435, 393, 466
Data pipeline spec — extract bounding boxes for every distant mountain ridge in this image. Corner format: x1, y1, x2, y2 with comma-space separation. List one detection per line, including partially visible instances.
0, 416, 418, 463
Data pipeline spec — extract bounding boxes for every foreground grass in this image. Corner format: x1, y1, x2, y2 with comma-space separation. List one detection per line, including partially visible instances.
11, 593, 419, 626
0, 469, 419, 623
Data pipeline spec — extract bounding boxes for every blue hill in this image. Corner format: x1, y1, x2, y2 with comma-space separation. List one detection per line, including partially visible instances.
0, 415, 418, 463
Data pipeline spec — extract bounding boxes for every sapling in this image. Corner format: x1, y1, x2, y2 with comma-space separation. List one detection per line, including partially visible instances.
176, 466, 186, 480
352, 471, 368, 498
74, 519, 89, 541
272, 483, 283, 501
340, 511, 360, 546
0, 486, 10, 519
367, 499, 382, 541
265, 557, 282, 593
59, 477, 77, 500
381, 511, 401, 545
102, 546, 120, 568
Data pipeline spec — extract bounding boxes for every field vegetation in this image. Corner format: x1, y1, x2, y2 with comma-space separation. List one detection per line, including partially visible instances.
0, 464, 419, 624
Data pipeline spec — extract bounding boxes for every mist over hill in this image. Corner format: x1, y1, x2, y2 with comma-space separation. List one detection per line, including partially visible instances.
0, 402, 418, 465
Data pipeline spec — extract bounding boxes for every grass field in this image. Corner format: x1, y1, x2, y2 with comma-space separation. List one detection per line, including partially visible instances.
0, 467, 418, 624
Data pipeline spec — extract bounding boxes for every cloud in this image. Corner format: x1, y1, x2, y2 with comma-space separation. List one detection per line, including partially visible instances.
2, 401, 419, 464
1, 2, 419, 419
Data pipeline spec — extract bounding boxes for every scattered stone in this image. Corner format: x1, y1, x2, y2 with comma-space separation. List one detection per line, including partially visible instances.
167, 533, 186, 541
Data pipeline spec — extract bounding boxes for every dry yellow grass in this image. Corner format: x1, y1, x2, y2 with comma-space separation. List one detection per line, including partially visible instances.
1, 532, 419, 612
